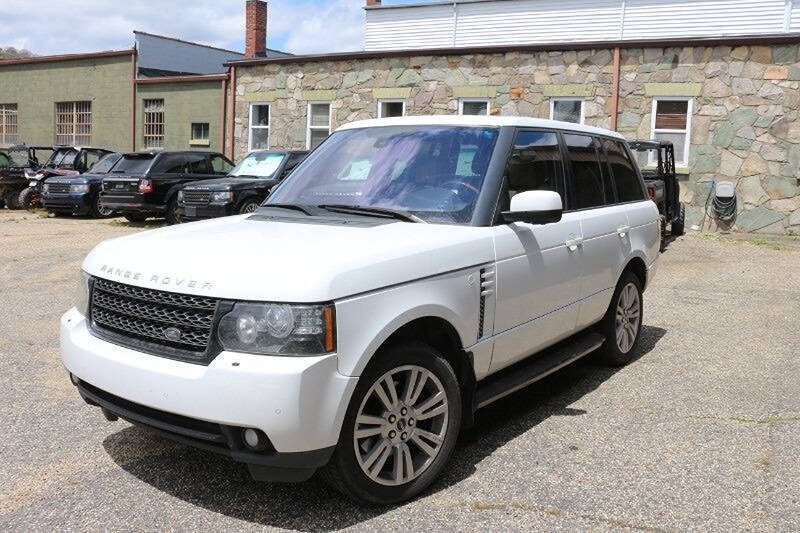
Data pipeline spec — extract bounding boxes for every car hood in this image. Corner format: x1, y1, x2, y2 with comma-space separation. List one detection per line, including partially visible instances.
183, 177, 277, 191
46, 172, 106, 185
83, 214, 494, 302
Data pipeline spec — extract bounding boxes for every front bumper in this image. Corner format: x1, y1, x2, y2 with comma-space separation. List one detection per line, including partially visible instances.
42, 192, 92, 213
60, 307, 357, 478
180, 202, 236, 220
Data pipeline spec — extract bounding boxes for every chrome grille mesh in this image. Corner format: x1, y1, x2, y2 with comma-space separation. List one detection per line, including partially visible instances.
183, 190, 211, 206
48, 183, 71, 194
89, 277, 219, 357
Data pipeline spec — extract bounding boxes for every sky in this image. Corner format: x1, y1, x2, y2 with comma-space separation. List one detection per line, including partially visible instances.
0, 0, 424, 57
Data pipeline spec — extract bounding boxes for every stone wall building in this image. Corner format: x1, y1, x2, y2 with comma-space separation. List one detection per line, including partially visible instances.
227, 0, 800, 235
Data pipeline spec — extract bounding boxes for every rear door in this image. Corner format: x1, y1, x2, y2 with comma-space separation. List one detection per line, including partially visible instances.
489, 129, 583, 372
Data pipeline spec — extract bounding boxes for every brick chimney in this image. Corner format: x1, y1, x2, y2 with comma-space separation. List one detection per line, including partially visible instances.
366, 0, 381, 6
245, 0, 267, 59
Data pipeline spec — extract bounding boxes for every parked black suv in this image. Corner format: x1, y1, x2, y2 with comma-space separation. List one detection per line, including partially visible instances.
100, 151, 234, 224
0, 145, 52, 209
179, 150, 308, 221
41, 152, 122, 217
19, 146, 113, 209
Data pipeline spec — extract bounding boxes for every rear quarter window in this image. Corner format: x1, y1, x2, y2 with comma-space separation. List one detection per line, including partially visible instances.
602, 139, 646, 203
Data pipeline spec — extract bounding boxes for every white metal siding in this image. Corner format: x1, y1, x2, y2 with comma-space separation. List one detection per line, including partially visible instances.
622, 0, 786, 39
455, 0, 621, 47
364, 5, 455, 51
365, 0, 794, 51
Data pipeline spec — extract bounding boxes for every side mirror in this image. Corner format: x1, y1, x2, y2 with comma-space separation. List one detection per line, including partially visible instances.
502, 190, 563, 225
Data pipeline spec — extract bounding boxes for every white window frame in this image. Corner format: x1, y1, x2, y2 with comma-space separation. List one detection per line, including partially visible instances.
248, 102, 270, 151
549, 98, 585, 125
377, 99, 406, 118
306, 101, 331, 150
650, 97, 693, 168
458, 98, 490, 116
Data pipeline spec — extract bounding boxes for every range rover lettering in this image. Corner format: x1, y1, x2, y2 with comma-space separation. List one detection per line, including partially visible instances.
61, 116, 659, 505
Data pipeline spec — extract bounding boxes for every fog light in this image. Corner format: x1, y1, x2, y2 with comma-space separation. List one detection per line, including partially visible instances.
242, 428, 269, 451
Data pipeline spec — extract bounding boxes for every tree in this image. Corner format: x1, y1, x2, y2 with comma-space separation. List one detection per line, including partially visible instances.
0, 47, 34, 59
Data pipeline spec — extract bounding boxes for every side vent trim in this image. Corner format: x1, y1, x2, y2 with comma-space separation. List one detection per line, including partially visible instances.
478, 266, 495, 339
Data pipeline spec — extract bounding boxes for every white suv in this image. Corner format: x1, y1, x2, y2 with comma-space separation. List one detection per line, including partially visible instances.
61, 116, 659, 504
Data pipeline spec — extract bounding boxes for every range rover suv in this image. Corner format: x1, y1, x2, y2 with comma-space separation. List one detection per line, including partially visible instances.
61, 116, 659, 504
42, 152, 122, 217
178, 150, 308, 221
100, 151, 234, 224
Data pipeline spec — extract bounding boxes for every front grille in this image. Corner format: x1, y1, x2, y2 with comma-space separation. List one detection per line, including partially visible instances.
89, 277, 220, 362
48, 183, 71, 194
183, 190, 211, 206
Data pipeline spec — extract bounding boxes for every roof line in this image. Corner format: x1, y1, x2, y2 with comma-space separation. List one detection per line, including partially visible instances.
227, 32, 800, 66
135, 73, 229, 84
133, 30, 246, 56
0, 49, 135, 66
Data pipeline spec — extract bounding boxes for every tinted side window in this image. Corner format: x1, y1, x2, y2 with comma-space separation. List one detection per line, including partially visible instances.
186, 155, 210, 174
506, 130, 564, 203
602, 139, 645, 202
154, 154, 187, 174
564, 134, 605, 210
209, 154, 233, 173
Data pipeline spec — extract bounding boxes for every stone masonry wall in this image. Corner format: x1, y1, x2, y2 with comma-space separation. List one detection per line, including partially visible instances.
234, 43, 800, 235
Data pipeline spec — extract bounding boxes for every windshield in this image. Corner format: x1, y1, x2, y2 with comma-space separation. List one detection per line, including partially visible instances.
229, 151, 286, 178
88, 153, 122, 174
112, 154, 155, 174
267, 126, 499, 224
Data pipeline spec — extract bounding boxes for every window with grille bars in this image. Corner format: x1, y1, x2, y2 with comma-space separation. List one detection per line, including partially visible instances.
0, 104, 18, 146
143, 99, 165, 149
55, 101, 91, 145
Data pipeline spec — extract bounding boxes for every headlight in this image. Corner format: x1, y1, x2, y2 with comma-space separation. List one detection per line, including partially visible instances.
210, 191, 234, 203
218, 302, 335, 356
70, 184, 90, 194
42, 183, 50, 193
177, 190, 184, 202
77, 271, 91, 316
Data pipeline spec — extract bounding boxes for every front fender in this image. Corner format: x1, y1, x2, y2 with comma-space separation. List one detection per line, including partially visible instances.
334, 267, 482, 377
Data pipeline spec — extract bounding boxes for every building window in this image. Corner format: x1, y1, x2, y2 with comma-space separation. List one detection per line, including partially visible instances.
651, 98, 692, 167
459, 99, 490, 116
378, 100, 405, 118
55, 101, 91, 145
249, 103, 270, 150
190, 123, 209, 144
307, 102, 331, 150
143, 99, 165, 149
550, 99, 584, 124
0, 104, 18, 146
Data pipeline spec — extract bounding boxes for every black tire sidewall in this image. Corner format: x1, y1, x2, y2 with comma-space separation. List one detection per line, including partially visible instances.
18, 187, 35, 209
327, 342, 462, 504
599, 271, 643, 366
166, 197, 182, 225
238, 198, 262, 214
92, 194, 113, 218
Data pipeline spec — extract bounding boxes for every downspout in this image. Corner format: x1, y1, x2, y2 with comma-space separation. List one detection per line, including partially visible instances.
220, 77, 227, 154
131, 49, 137, 151
228, 65, 236, 160
610, 46, 621, 131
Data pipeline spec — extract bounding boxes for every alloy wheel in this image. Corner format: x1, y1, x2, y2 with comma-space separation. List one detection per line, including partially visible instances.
615, 282, 640, 353
353, 365, 449, 486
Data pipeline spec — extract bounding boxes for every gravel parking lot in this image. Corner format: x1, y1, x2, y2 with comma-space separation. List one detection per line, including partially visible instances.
1, 209, 798, 532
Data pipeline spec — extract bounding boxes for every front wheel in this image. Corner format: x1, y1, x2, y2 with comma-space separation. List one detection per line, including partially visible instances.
596, 271, 643, 366
238, 198, 262, 214
322, 342, 461, 504
18, 187, 39, 209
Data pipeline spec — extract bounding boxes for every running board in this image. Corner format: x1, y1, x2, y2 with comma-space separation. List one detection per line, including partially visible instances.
475, 332, 605, 409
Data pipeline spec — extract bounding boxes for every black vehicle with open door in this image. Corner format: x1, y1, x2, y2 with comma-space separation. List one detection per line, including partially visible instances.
628, 140, 685, 250
0, 145, 52, 209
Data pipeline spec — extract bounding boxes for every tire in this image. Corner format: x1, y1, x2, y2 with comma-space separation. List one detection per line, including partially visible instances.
322, 342, 462, 505
4, 189, 20, 209
596, 271, 643, 366
659, 215, 667, 252
238, 197, 262, 215
671, 203, 685, 236
18, 187, 38, 209
165, 197, 183, 225
89, 194, 115, 218
123, 212, 148, 223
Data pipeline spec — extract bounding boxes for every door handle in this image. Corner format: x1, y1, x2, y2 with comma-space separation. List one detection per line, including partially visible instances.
617, 225, 630, 238
565, 237, 583, 252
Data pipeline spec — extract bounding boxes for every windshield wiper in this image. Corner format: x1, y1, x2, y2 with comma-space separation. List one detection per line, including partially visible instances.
318, 204, 425, 223
262, 203, 313, 215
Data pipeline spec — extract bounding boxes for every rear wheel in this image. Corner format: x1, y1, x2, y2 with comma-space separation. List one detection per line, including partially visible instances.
166, 197, 183, 225
123, 212, 148, 223
322, 342, 461, 504
18, 187, 38, 209
596, 271, 643, 366
90, 194, 115, 218
671, 203, 685, 236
